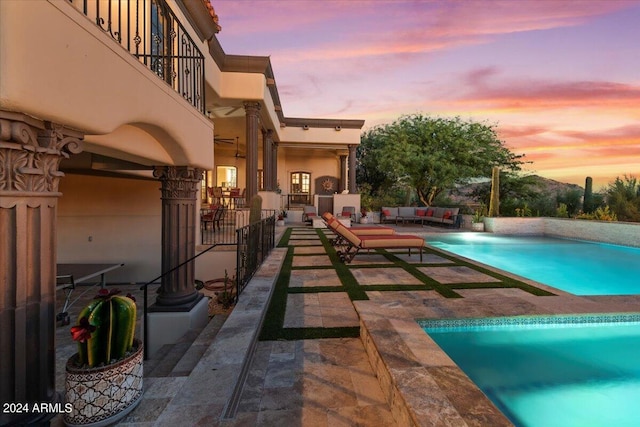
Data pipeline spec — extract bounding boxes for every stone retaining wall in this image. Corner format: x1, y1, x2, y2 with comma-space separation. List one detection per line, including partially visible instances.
484, 217, 640, 247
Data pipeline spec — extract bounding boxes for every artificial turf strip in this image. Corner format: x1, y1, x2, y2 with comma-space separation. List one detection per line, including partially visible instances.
379, 251, 463, 298
423, 246, 557, 296
277, 227, 294, 247
259, 246, 294, 341
278, 327, 360, 340
317, 230, 368, 301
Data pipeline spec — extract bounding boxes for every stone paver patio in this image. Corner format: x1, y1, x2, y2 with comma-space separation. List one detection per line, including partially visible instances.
52, 222, 640, 426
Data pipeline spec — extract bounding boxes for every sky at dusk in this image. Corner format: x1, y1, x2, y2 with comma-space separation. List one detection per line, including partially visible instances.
213, 0, 640, 190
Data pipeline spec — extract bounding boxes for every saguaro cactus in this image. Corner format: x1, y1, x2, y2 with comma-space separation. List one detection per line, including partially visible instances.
70, 289, 137, 367
583, 176, 594, 213
488, 166, 500, 217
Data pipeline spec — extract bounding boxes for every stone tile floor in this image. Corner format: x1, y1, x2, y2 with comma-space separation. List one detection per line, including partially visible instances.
52, 222, 640, 426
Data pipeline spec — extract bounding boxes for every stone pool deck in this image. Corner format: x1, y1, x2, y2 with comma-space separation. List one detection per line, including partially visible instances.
53, 223, 640, 426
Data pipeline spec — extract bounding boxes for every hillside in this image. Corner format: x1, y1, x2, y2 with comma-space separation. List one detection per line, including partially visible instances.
448, 175, 584, 206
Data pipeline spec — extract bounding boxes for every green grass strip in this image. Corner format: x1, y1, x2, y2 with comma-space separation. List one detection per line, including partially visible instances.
277, 227, 293, 247
277, 327, 360, 341
259, 246, 294, 341
317, 231, 368, 301
380, 250, 463, 298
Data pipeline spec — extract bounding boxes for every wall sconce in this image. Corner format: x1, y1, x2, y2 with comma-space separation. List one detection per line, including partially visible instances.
302, 125, 309, 130
334, 125, 342, 131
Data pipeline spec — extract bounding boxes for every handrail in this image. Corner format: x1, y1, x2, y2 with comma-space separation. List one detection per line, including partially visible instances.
139, 241, 233, 360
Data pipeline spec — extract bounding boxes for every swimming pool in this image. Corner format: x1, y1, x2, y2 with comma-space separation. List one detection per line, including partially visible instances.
427, 233, 640, 295
420, 314, 640, 427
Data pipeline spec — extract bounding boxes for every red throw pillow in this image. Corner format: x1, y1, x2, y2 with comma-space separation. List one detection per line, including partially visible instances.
307, 212, 316, 217
341, 211, 352, 217
426, 210, 434, 217
382, 209, 391, 217
417, 210, 426, 217
443, 210, 452, 219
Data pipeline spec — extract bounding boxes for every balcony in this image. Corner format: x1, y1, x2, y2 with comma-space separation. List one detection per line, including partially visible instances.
69, 0, 205, 113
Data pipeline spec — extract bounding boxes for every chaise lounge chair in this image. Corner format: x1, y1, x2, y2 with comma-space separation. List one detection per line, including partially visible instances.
322, 212, 395, 246
326, 214, 425, 263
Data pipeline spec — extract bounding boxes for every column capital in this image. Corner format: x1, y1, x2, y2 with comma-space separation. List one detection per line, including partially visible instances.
243, 101, 261, 115
153, 166, 204, 199
0, 111, 83, 194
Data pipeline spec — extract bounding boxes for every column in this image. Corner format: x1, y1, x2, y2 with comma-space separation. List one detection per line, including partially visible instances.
244, 101, 261, 201
348, 144, 357, 193
272, 141, 279, 190
0, 111, 83, 426
339, 154, 348, 193
262, 129, 273, 191
151, 166, 204, 311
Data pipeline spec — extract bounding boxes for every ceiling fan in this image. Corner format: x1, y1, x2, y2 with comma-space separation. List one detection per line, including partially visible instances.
214, 135, 235, 144
234, 137, 246, 159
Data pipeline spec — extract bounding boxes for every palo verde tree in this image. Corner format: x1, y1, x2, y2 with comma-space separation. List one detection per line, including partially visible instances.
358, 114, 525, 206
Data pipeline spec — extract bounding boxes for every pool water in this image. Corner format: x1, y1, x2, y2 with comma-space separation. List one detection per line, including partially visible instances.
427, 233, 640, 295
421, 315, 640, 427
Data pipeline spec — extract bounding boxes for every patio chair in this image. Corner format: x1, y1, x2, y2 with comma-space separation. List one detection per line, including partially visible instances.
211, 186, 223, 205
302, 205, 317, 223
338, 206, 356, 223
329, 217, 425, 263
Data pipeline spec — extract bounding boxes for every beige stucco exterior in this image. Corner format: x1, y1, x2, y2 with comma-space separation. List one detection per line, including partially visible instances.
1, 1, 364, 419
1, 0, 364, 286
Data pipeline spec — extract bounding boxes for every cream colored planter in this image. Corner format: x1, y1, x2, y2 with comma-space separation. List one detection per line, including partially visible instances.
64, 339, 143, 426
471, 222, 485, 232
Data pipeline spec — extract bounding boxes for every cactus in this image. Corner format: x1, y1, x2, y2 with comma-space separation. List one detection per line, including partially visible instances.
488, 166, 500, 217
249, 194, 262, 224
583, 176, 594, 213
70, 289, 137, 367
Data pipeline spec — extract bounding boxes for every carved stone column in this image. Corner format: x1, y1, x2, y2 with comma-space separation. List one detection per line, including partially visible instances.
0, 111, 83, 426
151, 166, 204, 311
244, 102, 261, 201
262, 129, 273, 191
348, 144, 357, 193
339, 154, 348, 193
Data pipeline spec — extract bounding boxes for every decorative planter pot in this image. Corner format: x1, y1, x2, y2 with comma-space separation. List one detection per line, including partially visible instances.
471, 222, 485, 232
276, 219, 285, 226
360, 217, 370, 224
64, 339, 143, 426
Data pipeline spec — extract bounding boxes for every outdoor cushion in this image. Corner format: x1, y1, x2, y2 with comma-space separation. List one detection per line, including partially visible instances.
398, 207, 415, 217
382, 209, 391, 217
416, 209, 427, 217
426, 209, 435, 217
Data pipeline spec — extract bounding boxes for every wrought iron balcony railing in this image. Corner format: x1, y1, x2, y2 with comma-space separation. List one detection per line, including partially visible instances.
70, 0, 205, 113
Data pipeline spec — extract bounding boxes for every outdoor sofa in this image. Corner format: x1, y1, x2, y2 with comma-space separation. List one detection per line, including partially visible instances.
381, 206, 461, 228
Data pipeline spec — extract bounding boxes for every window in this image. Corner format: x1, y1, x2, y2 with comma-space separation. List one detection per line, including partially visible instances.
291, 172, 310, 194
216, 166, 237, 188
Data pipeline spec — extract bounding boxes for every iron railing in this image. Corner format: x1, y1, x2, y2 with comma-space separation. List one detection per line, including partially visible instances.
141, 210, 276, 359
284, 193, 312, 209
69, 0, 205, 113
235, 215, 276, 297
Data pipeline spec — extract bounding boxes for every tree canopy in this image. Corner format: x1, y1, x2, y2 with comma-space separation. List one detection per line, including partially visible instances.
357, 114, 525, 206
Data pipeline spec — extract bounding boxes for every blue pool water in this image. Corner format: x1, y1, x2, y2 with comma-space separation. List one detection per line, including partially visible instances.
421, 315, 640, 427
427, 233, 640, 295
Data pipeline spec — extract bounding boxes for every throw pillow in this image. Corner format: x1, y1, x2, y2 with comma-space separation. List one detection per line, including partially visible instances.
443, 210, 452, 219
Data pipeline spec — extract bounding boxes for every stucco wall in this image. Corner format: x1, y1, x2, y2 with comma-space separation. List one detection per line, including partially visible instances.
58, 174, 162, 283
484, 217, 640, 247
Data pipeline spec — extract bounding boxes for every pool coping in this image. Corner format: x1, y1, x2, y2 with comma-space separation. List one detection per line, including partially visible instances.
354, 284, 640, 426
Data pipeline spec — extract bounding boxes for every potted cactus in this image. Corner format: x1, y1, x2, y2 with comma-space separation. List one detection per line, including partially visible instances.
64, 289, 143, 426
